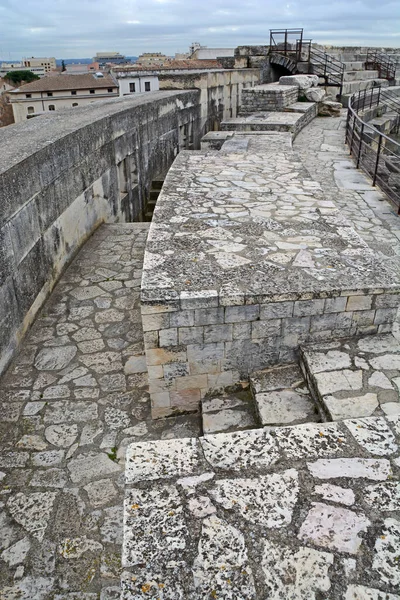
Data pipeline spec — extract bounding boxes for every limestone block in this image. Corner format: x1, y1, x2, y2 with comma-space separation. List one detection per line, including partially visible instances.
305, 88, 326, 102
279, 75, 319, 90
318, 101, 343, 116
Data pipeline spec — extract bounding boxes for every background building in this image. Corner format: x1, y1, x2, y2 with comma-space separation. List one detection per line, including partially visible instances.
94, 52, 128, 67
112, 69, 159, 95
23, 56, 56, 72
189, 42, 234, 60
0, 63, 46, 77
9, 72, 118, 122
135, 53, 170, 67
64, 62, 100, 74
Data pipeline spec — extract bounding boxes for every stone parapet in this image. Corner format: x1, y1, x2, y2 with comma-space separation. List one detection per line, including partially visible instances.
141, 136, 400, 418
241, 83, 298, 113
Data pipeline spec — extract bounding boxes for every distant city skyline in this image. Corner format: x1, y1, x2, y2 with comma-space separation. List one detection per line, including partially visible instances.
0, 0, 400, 60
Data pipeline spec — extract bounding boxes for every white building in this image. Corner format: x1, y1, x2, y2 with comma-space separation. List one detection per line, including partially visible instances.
0, 63, 46, 78
112, 70, 159, 96
9, 72, 118, 122
189, 43, 234, 60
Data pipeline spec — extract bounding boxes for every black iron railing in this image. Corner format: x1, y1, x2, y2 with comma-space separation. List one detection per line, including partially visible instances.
269, 29, 345, 96
365, 50, 396, 80
302, 43, 345, 95
346, 87, 400, 213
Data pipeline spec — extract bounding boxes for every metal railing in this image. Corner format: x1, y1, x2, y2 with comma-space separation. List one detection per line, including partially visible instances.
302, 43, 345, 95
269, 28, 304, 59
346, 87, 400, 213
365, 49, 396, 81
269, 29, 345, 96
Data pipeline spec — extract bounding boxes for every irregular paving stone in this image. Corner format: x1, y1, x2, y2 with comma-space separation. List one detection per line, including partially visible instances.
120, 568, 186, 600
67, 452, 120, 484
314, 369, 363, 395
123, 355, 147, 374
308, 458, 392, 481
58, 536, 103, 559
0, 576, 55, 599
324, 393, 379, 421
200, 429, 280, 471
210, 469, 298, 527
100, 505, 123, 545
187, 495, 216, 518
16, 434, 47, 451
256, 389, 317, 425
69, 285, 104, 300
45, 424, 79, 448
1, 536, 31, 566
368, 371, 393, 389
305, 350, 352, 373
314, 483, 355, 506
261, 540, 333, 599
192, 515, 256, 599
125, 438, 201, 483
32, 450, 65, 467
7, 491, 57, 541
363, 482, 400, 511
0, 452, 29, 468
369, 354, 400, 370
123, 485, 187, 567
345, 418, 398, 456
34, 346, 77, 371
275, 422, 347, 459
30, 468, 67, 488
371, 518, 400, 588
203, 408, 256, 434
345, 585, 400, 600
298, 502, 370, 554
84, 478, 118, 507
44, 401, 98, 424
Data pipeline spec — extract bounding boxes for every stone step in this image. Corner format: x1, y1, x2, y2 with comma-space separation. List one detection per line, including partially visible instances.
250, 364, 321, 426
343, 70, 379, 82
221, 103, 317, 138
201, 385, 260, 435
240, 83, 299, 113
300, 332, 400, 421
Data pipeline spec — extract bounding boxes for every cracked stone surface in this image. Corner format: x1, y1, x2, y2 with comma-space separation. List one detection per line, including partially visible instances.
2, 111, 400, 599
123, 412, 400, 598
0, 223, 201, 597
301, 335, 400, 421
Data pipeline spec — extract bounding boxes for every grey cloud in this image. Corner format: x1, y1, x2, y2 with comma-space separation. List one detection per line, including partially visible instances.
0, 0, 399, 59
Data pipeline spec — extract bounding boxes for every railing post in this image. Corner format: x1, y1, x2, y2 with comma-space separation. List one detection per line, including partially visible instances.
284, 30, 287, 55
357, 123, 364, 168
373, 135, 382, 186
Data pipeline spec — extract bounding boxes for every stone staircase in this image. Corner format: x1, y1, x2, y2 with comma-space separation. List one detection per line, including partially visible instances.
221, 82, 318, 139
199, 330, 400, 435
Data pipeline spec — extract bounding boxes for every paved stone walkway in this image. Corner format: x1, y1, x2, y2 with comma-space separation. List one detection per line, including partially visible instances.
0, 223, 200, 599
294, 111, 400, 278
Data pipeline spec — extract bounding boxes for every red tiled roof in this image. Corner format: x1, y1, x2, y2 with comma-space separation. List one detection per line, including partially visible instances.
11, 73, 117, 93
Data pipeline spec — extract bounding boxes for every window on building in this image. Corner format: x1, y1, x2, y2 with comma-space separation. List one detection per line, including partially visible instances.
72, 103, 78, 107
89, 89, 95, 94
48, 105, 55, 111
71, 90, 76, 95
47, 92, 53, 97
27, 106, 34, 114
107, 88, 113, 93
26, 93, 32, 98
144, 81, 151, 92
129, 82, 136, 93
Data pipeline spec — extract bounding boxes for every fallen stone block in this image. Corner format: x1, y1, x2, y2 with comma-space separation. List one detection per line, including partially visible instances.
279, 75, 319, 91
318, 100, 343, 116
305, 88, 326, 102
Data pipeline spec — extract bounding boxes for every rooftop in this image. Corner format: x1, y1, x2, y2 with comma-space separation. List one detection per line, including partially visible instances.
10, 72, 117, 93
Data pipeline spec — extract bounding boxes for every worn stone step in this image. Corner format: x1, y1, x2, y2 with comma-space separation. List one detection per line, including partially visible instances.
201, 385, 260, 435
300, 332, 400, 421
221, 104, 317, 138
250, 364, 320, 426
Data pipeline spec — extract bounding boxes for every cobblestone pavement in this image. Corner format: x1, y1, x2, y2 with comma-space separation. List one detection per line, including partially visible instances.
0, 223, 201, 599
294, 111, 400, 278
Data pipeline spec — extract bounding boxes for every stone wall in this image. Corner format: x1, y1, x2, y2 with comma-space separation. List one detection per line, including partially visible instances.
240, 84, 298, 113
159, 69, 260, 129
0, 90, 206, 376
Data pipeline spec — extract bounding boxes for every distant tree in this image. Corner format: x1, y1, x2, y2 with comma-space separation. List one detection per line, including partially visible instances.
61, 60, 66, 72
5, 70, 40, 85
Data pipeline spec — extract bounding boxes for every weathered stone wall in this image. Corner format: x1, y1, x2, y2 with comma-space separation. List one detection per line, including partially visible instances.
241, 84, 298, 113
0, 90, 207, 376
159, 69, 260, 128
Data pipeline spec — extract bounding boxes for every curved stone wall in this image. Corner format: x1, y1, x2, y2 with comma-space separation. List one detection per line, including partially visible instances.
0, 89, 207, 375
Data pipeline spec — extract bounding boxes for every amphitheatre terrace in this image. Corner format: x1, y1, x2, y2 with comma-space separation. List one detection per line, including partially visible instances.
0, 37, 400, 599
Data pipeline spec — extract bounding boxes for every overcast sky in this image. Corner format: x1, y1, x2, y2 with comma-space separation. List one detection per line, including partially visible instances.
1, 0, 400, 60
